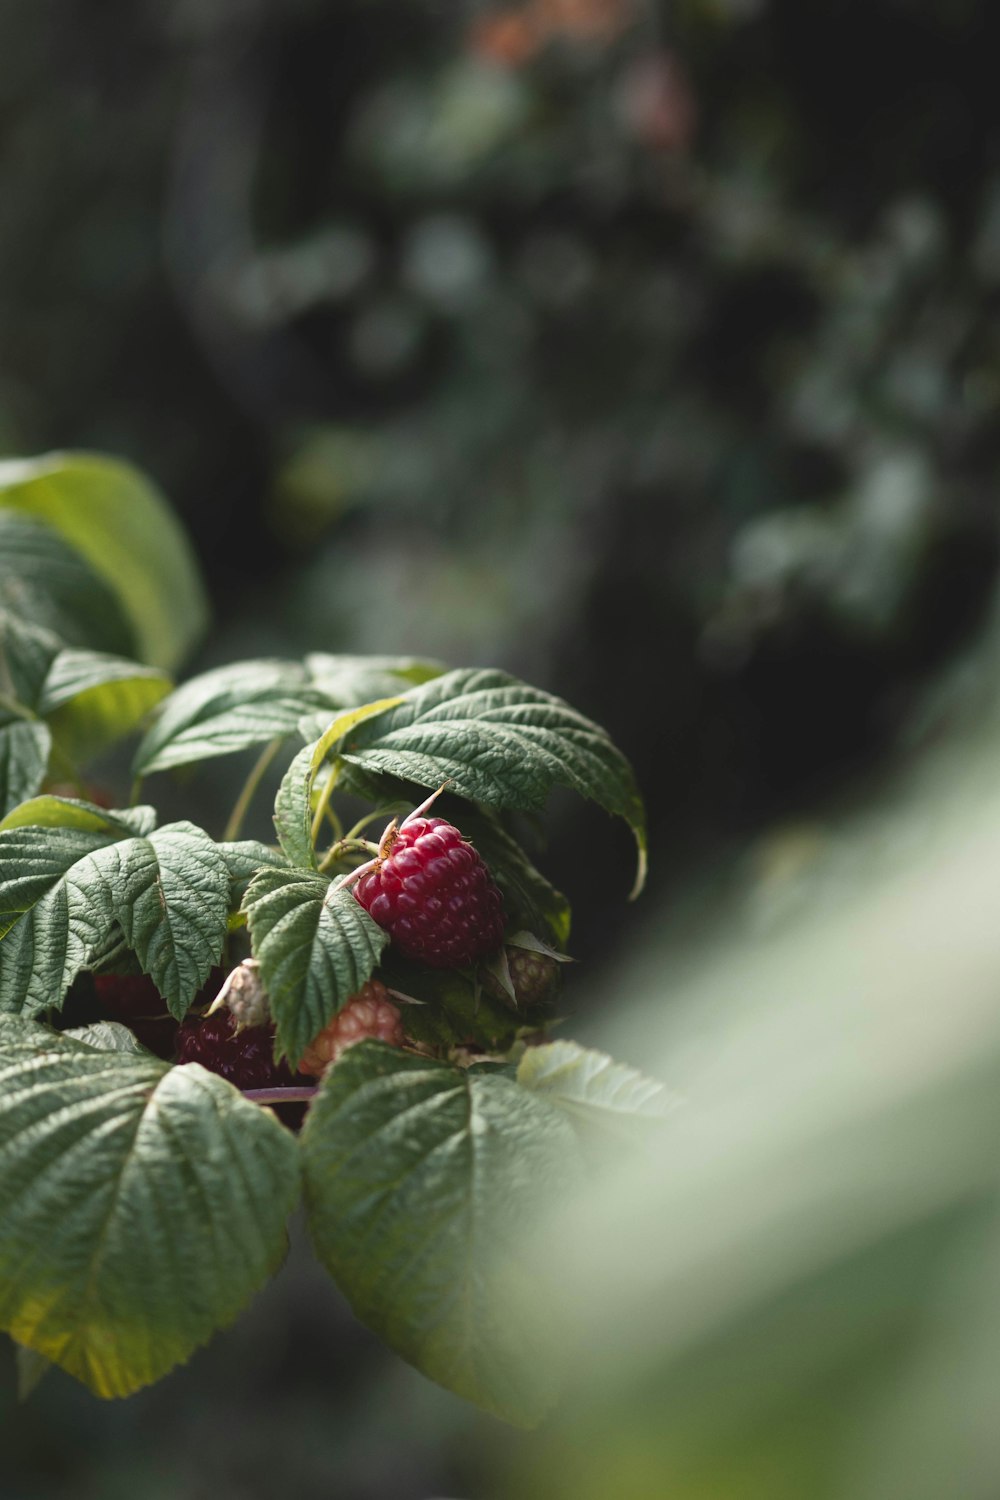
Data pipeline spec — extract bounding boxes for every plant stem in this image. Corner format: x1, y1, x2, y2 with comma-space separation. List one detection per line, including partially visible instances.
310, 760, 342, 848
223, 737, 284, 842
242, 1086, 318, 1104
343, 806, 397, 842
317, 837, 381, 876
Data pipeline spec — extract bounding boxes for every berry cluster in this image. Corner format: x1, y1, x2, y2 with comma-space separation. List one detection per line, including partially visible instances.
175, 1009, 299, 1090
354, 817, 504, 968
298, 980, 405, 1076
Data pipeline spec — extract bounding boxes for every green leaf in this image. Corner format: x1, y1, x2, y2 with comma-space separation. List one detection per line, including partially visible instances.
447, 803, 572, 948
217, 839, 288, 879
37, 649, 171, 764
517, 1041, 673, 1142
0, 512, 134, 656
0, 818, 229, 1019
0, 613, 60, 818
62, 1020, 151, 1055
0, 451, 208, 672
133, 655, 441, 778
0, 1016, 300, 1397
243, 866, 389, 1065
0, 720, 50, 822
0, 612, 169, 810
133, 661, 331, 776
0, 795, 155, 837
305, 653, 445, 702
335, 669, 648, 897
0, 610, 61, 708
302, 1042, 584, 1426
273, 695, 405, 867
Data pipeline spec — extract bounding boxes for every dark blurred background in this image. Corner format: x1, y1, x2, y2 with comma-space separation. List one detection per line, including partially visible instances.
3, 0, 1000, 1494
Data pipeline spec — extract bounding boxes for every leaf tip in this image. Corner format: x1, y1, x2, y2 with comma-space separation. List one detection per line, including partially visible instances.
628, 837, 648, 901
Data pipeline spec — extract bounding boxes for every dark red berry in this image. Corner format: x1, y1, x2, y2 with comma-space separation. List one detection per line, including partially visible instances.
175, 1009, 298, 1091
354, 817, 505, 968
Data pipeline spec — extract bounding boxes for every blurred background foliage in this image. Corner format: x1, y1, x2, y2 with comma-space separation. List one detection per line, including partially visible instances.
4, 0, 1000, 1495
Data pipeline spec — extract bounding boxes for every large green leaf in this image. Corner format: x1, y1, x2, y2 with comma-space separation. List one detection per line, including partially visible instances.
243, 866, 389, 1065
334, 669, 648, 896
302, 1042, 584, 1426
0, 1016, 299, 1397
0, 451, 208, 672
0, 512, 134, 656
0, 815, 229, 1018
517, 1041, 672, 1142
133, 655, 443, 777
37, 648, 172, 764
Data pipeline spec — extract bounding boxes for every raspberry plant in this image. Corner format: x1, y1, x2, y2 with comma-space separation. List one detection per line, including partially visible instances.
0, 452, 666, 1426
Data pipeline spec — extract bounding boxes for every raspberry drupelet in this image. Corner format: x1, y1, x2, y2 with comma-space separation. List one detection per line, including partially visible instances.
353, 816, 505, 968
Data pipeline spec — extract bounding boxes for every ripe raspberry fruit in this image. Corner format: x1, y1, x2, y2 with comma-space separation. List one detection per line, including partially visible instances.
175, 1009, 299, 1091
298, 980, 405, 1076
353, 816, 505, 968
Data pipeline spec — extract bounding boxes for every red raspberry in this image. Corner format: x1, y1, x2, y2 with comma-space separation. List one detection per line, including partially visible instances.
175, 1009, 299, 1091
354, 817, 505, 968
298, 980, 405, 1076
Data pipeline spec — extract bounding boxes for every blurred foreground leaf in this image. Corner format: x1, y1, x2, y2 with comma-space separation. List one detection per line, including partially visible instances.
504, 724, 1000, 1500
0, 452, 208, 672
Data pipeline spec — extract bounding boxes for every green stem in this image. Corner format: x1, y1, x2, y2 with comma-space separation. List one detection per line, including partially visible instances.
323, 801, 344, 843
310, 760, 342, 849
129, 776, 144, 807
318, 837, 380, 876
343, 806, 397, 843
223, 738, 284, 843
